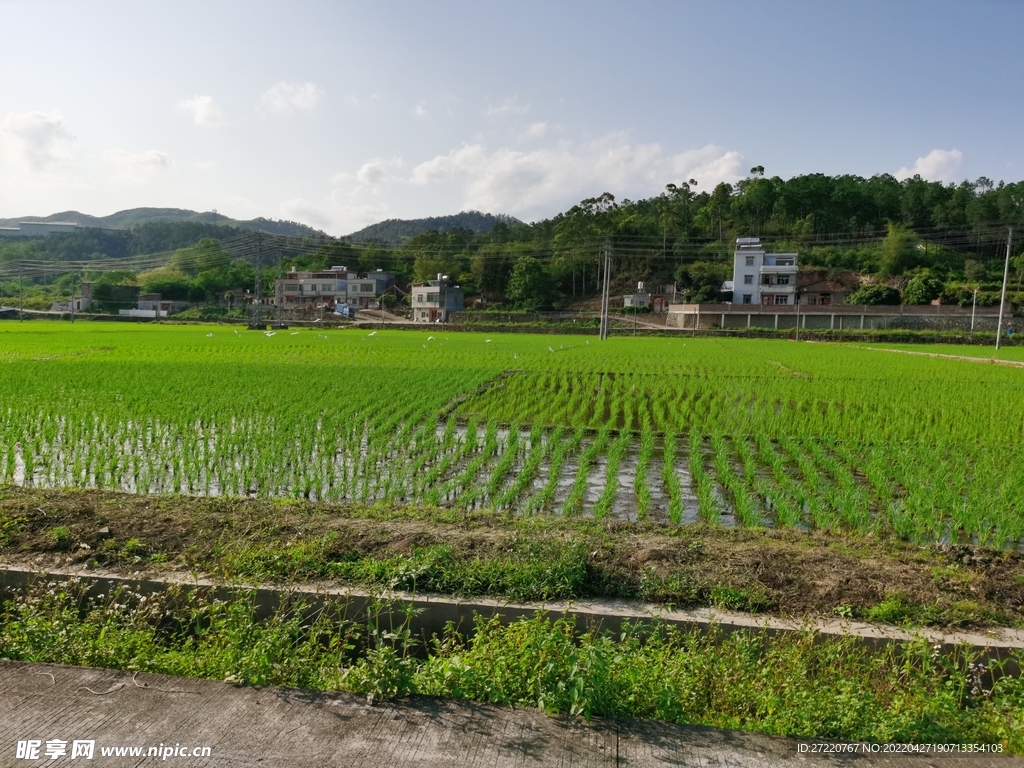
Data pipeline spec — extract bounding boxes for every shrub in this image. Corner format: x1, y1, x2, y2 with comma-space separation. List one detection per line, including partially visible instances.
846, 285, 901, 306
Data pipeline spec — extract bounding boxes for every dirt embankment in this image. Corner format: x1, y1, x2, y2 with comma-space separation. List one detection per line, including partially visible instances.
1, 487, 1022, 629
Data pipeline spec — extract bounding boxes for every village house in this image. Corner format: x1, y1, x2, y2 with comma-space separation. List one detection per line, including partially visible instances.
274, 267, 393, 310
49, 281, 92, 313
723, 237, 799, 306
411, 275, 464, 323
275, 266, 355, 309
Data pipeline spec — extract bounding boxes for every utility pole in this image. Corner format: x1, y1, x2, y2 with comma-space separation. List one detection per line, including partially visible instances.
69, 274, 75, 324
599, 239, 612, 340
252, 231, 264, 328
996, 227, 1013, 351
276, 255, 284, 323
970, 288, 977, 339
794, 290, 800, 341
19, 265, 23, 321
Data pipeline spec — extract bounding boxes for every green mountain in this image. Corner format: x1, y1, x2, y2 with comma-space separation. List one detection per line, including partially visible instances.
344, 211, 520, 245
0, 208, 326, 237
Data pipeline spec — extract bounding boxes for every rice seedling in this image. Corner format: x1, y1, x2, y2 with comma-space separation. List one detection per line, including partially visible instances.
1, 324, 1021, 543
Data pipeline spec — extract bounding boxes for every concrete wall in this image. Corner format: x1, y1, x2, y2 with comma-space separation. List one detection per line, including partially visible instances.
666, 303, 1014, 332
2, 565, 1020, 675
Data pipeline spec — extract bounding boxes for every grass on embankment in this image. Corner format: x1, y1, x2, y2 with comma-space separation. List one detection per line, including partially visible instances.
1, 580, 1021, 750
2, 487, 1023, 629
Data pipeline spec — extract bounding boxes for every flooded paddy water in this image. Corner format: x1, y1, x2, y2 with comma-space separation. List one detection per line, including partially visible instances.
3, 416, 861, 527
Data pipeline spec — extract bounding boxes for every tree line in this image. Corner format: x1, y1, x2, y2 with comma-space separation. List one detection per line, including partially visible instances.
2, 170, 1023, 312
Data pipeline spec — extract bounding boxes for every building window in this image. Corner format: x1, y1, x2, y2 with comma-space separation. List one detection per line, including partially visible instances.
416, 294, 423, 303
776, 275, 790, 285
743, 274, 753, 285
775, 296, 789, 305
745, 256, 754, 266
284, 284, 299, 291
806, 296, 817, 305
762, 275, 772, 285
742, 294, 752, 304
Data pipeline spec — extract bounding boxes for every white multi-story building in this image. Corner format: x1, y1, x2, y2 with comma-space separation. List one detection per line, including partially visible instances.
411, 275, 464, 322
275, 266, 356, 308
727, 237, 798, 306
275, 266, 394, 310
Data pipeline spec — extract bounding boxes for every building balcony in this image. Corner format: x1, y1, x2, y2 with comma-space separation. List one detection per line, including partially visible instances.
759, 283, 797, 293
759, 264, 798, 274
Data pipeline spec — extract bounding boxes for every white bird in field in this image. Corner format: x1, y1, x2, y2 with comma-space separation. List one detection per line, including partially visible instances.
423, 344, 428, 349
368, 331, 377, 336
485, 339, 492, 343
548, 346, 554, 353
206, 333, 213, 337
234, 330, 239, 336
265, 331, 276, 337
513, 353, 518, 361
290, 331, 300, 335
427, 336, 434, 341
585, 340, 589, 346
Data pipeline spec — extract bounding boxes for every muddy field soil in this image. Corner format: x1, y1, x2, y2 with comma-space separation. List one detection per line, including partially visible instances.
1, 486, 1022, 629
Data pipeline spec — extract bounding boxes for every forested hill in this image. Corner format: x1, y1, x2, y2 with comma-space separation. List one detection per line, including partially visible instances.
3, 172, 1024, 314
0, 208, 325, 237
0, 218, 328, 264
344, 211, 520, 245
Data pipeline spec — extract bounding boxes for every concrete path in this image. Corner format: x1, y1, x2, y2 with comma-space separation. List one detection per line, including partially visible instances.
859, 345, 1024, 368
0, 661, 1018, 767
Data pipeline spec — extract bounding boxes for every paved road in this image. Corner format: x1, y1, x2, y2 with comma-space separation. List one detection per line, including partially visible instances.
0, 660, 1018, 767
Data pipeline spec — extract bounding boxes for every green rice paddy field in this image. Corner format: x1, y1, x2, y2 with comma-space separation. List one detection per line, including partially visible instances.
1, 321, 1022, 546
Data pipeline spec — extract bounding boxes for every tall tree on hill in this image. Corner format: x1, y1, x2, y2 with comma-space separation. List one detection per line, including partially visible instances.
701, 182, 733, 241
506, 255, 551, 310
732, 169, 779, 236
878, 223, 922, 278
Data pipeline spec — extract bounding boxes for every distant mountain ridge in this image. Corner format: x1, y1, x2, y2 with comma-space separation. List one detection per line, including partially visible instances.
344, 211, 521, 245
0, 208, 327, 237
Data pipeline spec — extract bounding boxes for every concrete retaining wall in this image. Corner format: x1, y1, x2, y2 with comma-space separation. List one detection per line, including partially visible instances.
667, 303, 1015, 333
2, 564, 1021, 675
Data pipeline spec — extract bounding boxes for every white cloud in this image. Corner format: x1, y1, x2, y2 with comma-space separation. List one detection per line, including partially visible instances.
485, 97, 529, 118
408, 136, 742, 215
664, 145, 744, 189
260, 82, 324, 114
103, 149, 170, 184
895, 148, 963, 182
279, 197, 334, 229
0, 110, 75, 171
411, 101, 428, 119
316, 158, 406, 233
330, 157, 402, 191
280, 194, 388, 234
522, 122, 549, 139
177, 95, 225, 127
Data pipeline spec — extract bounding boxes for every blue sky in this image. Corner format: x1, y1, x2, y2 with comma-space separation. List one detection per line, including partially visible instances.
1, 0, 1021, 234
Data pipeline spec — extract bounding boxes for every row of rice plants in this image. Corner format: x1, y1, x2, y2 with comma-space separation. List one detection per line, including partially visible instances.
563, 428, 609, 516
592, 429, 632, 521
